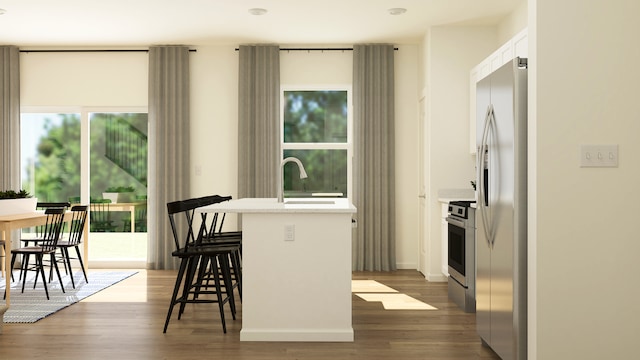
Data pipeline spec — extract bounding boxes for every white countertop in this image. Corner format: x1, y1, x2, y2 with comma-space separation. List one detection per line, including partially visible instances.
437, 188, 476, 203
196, 197, 357, 214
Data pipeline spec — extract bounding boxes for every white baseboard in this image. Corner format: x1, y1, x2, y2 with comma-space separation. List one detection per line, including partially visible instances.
240, 328, 354, 342
395, 261, 418, 270
426, 272, 448, 282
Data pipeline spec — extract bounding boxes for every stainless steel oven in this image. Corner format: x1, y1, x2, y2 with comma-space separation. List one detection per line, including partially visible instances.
446, 200, 476, 313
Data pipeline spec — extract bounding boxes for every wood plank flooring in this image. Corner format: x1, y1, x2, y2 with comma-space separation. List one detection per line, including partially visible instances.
0, 269, 500, 360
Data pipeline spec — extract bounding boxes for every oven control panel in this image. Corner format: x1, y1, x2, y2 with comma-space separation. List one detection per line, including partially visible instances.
448, 200, 475, 219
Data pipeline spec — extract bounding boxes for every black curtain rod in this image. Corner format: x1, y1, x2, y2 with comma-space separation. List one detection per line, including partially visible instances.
234, 47, 399, 51
19, 49, 197, 53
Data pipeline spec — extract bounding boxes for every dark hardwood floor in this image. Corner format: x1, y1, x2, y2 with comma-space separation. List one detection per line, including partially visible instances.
0, 269, 500, 360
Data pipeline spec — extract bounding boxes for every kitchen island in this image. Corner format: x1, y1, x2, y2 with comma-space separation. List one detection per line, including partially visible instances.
196, 198, 357, 342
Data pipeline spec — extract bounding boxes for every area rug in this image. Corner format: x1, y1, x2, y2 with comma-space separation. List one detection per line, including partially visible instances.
1, 271, 137, 323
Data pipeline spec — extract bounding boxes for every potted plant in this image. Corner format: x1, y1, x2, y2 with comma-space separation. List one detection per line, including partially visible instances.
0, 189, 37, 216
102, 186, 136, 203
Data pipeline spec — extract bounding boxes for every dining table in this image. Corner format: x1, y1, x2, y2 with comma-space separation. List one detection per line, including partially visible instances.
104, 201, 146, 232
0, 210, 87, 307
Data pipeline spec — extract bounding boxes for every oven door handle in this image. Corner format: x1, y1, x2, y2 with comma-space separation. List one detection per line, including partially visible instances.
445, 216, 466, 228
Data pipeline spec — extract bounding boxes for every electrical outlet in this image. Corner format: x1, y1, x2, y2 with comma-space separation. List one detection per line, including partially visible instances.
284, 224, 295, 241
580, 145, 618, 168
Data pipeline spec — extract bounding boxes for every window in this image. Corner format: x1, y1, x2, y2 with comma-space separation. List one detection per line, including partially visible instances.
281, 88, 351, 198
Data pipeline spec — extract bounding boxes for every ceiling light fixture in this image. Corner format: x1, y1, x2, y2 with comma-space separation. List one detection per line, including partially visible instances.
387, 8, 407, 16
248, 8, 268, 16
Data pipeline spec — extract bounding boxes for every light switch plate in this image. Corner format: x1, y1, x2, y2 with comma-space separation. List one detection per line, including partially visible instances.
284, 224, 295, 241
580, 145, 618, 168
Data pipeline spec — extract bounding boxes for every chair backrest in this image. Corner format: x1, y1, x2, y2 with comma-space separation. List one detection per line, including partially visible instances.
67, 205, 88, 245
166, 198, 204, 251
30, 202, 71, 235
198, 195, 233, 239
90, 199, 113, 232
37, 202, 71, 210
39, 207, 66, 252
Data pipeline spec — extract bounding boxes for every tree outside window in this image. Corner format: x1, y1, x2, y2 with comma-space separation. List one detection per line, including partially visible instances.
282, 89, 350, 197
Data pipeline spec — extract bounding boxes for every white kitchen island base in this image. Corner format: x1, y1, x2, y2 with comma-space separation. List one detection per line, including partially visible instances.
197, 198, 356, 342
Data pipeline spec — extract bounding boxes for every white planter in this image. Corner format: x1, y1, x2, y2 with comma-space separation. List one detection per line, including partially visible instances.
102, 192, 119, 203
102, 192, 135, 203
0, 197, 38, 216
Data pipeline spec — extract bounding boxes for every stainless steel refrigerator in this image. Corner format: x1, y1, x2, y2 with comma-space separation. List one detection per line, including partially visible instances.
476, 57, 527, 360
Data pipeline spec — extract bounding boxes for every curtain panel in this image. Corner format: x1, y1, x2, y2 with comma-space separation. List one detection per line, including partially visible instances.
147, 46, 191, 270
237, 45, 280, 198
0, 45, 20, 193
352, 44, 396, 271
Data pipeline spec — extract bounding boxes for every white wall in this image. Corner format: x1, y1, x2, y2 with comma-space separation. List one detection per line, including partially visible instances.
531, 0, 640, 358
190, 46, 239, 200
20, 51, 147, 106
422, 26, 497, 280
498, 0, 528, 44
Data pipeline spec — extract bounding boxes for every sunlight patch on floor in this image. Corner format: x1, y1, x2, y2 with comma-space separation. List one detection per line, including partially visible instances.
352, 280, 437, 310
355, 293, 437, 310
351, 280, 398, 293
81, 270, 148, 303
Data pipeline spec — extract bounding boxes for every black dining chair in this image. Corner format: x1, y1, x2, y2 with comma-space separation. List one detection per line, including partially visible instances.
196, 195, 243, 301
55, 205, 89, 289
163, 197, 239, 334
20, 202, 71, 247
6, 208, 67, 300
18, 202, 71, 281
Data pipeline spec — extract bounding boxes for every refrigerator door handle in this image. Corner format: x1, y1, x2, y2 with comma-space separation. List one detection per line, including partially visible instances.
478, 104, 495, 248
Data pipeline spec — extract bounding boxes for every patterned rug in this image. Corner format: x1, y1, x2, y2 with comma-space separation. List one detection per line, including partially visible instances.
1, 270, 137, 323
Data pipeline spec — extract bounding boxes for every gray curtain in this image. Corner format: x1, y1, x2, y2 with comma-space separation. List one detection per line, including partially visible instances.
0, 46, 20, 193
237, 45, 280, 198
147, 46, 190, 270
352, 44, 396, 271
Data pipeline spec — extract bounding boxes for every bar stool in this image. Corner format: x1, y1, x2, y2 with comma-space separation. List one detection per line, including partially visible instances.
163, 198, 239, 334
196, 195, 242, 301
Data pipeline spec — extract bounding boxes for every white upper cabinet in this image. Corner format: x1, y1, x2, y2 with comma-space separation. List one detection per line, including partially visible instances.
470, 28, 528, 154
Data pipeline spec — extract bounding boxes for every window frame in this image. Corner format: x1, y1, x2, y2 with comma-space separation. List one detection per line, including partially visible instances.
279, 85, 353, 199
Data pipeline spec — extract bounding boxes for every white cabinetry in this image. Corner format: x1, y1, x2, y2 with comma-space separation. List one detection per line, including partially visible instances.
470, 28, 528, 153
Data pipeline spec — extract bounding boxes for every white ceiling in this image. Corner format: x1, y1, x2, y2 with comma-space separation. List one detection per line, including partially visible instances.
0, 0, 524, 47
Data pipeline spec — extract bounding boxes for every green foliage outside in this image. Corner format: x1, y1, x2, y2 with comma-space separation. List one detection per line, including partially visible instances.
21, 113, 148, 204
283, 91, 348, 197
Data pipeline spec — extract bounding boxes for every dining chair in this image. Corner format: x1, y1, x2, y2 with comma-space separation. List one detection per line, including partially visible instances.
163, 197, 239, 334
90, 199, 117, 232
21, 202, 71, 246
18, 202, 71, 281
55, 205, 89, 289
6, 208, 67, 300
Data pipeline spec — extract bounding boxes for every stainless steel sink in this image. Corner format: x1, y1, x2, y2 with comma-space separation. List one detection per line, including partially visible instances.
284, 200, 335, 205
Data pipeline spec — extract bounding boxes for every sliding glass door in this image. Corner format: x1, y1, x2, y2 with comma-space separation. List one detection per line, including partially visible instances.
20, 109, 148, 267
